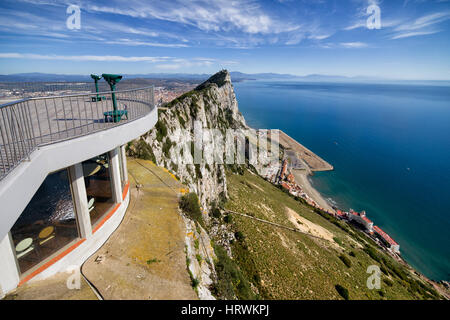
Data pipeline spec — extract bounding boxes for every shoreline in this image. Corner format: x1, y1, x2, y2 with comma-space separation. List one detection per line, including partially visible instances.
268, 131, 450, 295
267, 129, 335, 213
291, 168, 335, 213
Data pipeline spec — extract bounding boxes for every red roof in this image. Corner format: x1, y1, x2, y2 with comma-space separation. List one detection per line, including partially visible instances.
336, 210, 346, 217
374, 226, 398, 246
281, 182, 290, 190
362, 216, 373, 224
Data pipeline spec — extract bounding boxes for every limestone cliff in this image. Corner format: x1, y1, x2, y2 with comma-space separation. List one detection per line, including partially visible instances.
127, 70, 247, 211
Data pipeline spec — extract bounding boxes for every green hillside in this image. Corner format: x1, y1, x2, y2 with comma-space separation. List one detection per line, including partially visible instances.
220, 169, 441, 300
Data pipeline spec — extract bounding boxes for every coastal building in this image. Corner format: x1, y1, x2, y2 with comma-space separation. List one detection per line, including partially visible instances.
277, 159, 288, 183
335, 210, 347, 219
373, 226, 400, 253
0, 84, 157, 297
348, 210, 374, 233
287, 173, 295, 183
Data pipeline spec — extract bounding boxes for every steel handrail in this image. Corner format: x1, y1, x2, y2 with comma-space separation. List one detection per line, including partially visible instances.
0, 86, 155, 180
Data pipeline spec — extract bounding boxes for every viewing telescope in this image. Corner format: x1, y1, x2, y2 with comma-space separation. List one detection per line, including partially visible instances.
102, 74, 123, 122
90, 74, 104, 102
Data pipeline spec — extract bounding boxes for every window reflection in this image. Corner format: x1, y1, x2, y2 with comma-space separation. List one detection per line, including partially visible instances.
11, 169, 79, 274
82, 153, 114, 226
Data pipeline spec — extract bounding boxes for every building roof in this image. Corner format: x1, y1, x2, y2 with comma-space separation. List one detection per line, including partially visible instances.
281, 182, 291, 190
361, 216, 373, 224
336, 210, 346, 217
374, 226, 398, 246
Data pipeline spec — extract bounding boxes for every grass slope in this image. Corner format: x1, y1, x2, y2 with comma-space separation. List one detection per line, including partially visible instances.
223, 169, 441, 300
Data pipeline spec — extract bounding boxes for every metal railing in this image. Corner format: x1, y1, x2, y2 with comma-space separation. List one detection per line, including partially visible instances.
0, 86, 155, 180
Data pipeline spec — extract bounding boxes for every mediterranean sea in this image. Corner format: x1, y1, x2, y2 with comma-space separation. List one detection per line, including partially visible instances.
234, 79, 450, 281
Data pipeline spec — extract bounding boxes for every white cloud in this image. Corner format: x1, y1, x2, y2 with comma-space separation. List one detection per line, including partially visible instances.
395, 11, 450, 31
86, 0, 299, 35
340, 42, 368, 48
391, 30, 440, 39
308, 34, 333, 40
343, 21, 366, 31
0, 53, 171, 62
104, 39, 189, 48
0, 53, 238, 70
391, 11, 450, 39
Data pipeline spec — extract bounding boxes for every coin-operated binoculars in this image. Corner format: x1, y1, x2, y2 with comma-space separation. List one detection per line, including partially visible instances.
90, 74, 105, 102
102, 74, 123, 122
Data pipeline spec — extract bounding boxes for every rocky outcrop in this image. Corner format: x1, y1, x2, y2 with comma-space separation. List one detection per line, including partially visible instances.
128, 70, 247, 211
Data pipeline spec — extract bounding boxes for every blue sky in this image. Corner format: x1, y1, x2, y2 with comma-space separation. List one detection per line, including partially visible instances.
0, 0, 449, 79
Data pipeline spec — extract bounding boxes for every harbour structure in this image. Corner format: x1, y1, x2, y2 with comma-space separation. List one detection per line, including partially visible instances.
0, 80, 157, 297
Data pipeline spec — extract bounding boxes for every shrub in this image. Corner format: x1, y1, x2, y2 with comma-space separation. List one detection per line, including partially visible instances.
131, 139, 156, 163
335, 284, 349, 300
235, 231, 245, 241
211, 206, 221, 219
211, 244, 255, 300
179, 193, 204, 227
339, 254, 352, 268
349, 251, 356, 257
146, 258, 161, 265
383, 278, 394, 287
224, 214, 233, 223
333, 237, 343, 246
155, 120, 167, 142
162, 138, 174, 158
364, 246, 382, 263
191, 277, 200, 289
194, 239, 199, 250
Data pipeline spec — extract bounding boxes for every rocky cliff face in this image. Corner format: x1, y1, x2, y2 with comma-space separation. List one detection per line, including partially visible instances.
128, 70, 247, 211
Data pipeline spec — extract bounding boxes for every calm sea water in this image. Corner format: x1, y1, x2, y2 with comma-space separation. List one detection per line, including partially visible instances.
233, 80, 450, 281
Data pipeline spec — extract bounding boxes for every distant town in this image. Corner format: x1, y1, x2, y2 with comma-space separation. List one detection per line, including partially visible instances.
0, 78, 199, 106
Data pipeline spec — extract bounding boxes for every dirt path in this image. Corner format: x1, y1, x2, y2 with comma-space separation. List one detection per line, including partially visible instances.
82, 159, 197, 300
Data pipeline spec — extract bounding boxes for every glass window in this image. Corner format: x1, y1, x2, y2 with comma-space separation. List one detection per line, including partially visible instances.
82, 153, 115, 227
11, 169, 79, 274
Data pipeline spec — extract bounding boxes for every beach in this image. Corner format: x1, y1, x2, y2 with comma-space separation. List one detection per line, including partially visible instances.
292, 168, 335, 213
268, 129, 335, 213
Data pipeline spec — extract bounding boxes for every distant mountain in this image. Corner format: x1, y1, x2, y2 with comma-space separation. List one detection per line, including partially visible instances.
0, 73, 91, 82
0, 71, 315, 82
1, 71, 445, 83
0, 72, 211, 82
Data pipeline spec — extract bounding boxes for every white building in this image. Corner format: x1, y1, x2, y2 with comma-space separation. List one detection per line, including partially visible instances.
0, 85, 157, 297
347, 210, 374, 233
373, 226, 400, 254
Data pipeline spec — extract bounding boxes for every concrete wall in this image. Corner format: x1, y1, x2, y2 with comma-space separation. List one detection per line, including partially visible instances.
0, 107, 157, 240
0, 233, 20, 297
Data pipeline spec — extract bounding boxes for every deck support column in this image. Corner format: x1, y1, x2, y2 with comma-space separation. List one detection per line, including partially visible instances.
120, 145, 128, 183
109, 148, 123, 204
69, 164, 92, 239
